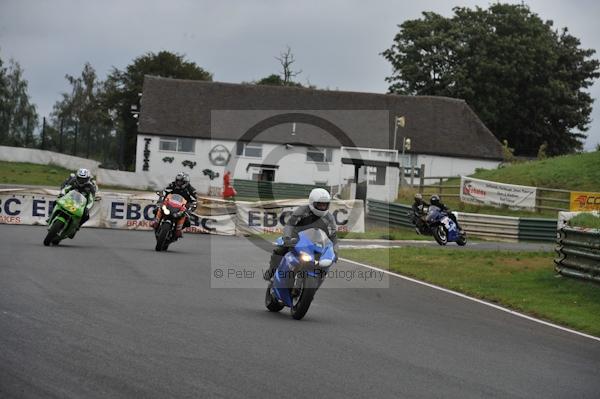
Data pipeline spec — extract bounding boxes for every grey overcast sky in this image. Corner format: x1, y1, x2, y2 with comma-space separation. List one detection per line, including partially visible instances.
1, 0, 599, 150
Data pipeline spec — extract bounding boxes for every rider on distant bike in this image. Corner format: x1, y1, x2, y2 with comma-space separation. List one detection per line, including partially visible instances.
151, 172, 198, 238
429, 195, 463, 232
59, 168, 97, 232
411, 193, 429, 234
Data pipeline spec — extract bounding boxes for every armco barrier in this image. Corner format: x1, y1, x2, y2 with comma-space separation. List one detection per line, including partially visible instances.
366, 199, 413, 228
455, 213, 520, 241
366, 199, 556, 242
518, 218, 558, 242
555, 227, 600, 283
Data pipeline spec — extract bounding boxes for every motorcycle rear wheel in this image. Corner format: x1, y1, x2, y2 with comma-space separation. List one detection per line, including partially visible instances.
43, 219, 64, 246
456, 232, 467, 246
155, 223, 171, 251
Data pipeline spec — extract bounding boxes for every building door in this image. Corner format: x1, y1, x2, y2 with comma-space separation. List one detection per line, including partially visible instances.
259, 169, 275, 182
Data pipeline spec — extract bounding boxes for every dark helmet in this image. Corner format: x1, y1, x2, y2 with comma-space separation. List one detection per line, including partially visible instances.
174, 172, 189, 189
414, 193, 423, 204
75, 168, 91, 186
430, 195, 441, 206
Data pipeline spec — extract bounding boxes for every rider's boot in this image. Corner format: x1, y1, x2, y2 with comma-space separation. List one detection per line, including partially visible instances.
174, 227, 183, 239
263, 254, 281, 281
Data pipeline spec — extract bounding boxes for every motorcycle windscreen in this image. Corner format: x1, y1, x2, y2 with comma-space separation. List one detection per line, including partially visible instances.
297, 228, 332, 253
59, 190, 87, 217
166, 193, 187, 208
426, 205, 442, 223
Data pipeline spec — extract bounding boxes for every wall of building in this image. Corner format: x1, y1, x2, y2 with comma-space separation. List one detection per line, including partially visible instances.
136, 135, 501, 198
136, 134, 357, 189
415, 154, 501, 178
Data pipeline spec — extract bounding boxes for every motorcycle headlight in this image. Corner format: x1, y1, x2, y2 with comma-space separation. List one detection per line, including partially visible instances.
299, 251, 313, 263
162, 205, 170, 215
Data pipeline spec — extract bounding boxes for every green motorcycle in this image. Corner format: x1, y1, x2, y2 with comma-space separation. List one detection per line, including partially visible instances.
43, 190, 89, 246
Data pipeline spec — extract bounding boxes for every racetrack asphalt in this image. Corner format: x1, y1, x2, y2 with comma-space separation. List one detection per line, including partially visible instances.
1, 225, 598, 398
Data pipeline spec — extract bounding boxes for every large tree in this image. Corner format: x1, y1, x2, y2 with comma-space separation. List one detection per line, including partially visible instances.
104, 51, 212, 170
50, 63, 113, 161
0, 55, 38, 147
382, 3, 599, 156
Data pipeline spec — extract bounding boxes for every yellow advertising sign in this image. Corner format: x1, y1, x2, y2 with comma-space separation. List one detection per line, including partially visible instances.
570, 191, 600, 211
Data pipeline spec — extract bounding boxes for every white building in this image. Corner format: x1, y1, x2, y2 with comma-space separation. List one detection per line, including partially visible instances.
135, 76, 503, 201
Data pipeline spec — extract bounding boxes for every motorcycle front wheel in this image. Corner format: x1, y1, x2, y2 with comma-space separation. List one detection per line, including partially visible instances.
265, 283, 284, 312
155, 223, 171, 251
433, 225, 448, 246
43, 219, 64, 246
290, 276, 319, 320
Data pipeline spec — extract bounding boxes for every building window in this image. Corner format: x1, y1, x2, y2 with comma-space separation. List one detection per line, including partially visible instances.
159, 137, 195, 153
306, 147, 332, 163
368, 166, 386, 185
236, 142, 263, 158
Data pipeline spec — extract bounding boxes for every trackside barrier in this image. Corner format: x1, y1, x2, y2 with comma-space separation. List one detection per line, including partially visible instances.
455, 213, 520, 242
366, 200, 413, 228
518, 218, 558, 242
555, 227, 600, 283
366, 199, 557, 242
0, 189, 365, 235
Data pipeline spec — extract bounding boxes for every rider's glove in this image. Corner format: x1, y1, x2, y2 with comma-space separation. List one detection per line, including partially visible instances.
283, 236, 299, 247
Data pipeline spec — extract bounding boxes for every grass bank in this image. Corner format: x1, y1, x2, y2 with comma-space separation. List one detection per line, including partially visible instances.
0, 161, 71, 186
341, 247, 600, 337
568, 213, 600, 229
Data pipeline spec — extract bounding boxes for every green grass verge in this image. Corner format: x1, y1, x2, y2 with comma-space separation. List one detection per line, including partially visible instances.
250, 226, 431, 242
398, 152, 600, 218
569, 213, 600, 229
341, 247, 600, 337
0, 161, 149, 192
0, 161, 71, 186
471, 151, 600, 192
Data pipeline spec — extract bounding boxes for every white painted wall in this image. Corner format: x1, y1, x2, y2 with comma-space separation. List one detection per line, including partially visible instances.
416, 154, 500, 178
134, 135, 501, 199
136, 134, 357, 189
366, 165, 400, 202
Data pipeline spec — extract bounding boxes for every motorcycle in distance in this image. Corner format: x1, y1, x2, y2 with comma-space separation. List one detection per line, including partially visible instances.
43, 190, 88, 246
154, 192, 189, 252
426, 205, 467, 246
265, 228, 337, 320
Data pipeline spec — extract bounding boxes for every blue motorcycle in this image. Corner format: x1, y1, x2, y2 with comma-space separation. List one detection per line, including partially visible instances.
426, 205, 467, 246
265, 228, 336, 320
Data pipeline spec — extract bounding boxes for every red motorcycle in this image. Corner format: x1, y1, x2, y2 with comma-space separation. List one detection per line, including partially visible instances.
154, 193, 188, 251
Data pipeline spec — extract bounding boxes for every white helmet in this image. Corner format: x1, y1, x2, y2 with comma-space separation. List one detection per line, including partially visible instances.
76, 168, 91, 186
308, 188, 331, 217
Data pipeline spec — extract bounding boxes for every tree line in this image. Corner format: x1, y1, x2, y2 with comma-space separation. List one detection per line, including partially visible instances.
1, 3, 598, 168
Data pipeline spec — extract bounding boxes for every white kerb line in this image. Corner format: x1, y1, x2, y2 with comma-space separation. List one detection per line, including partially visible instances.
340, 257, 600, 343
